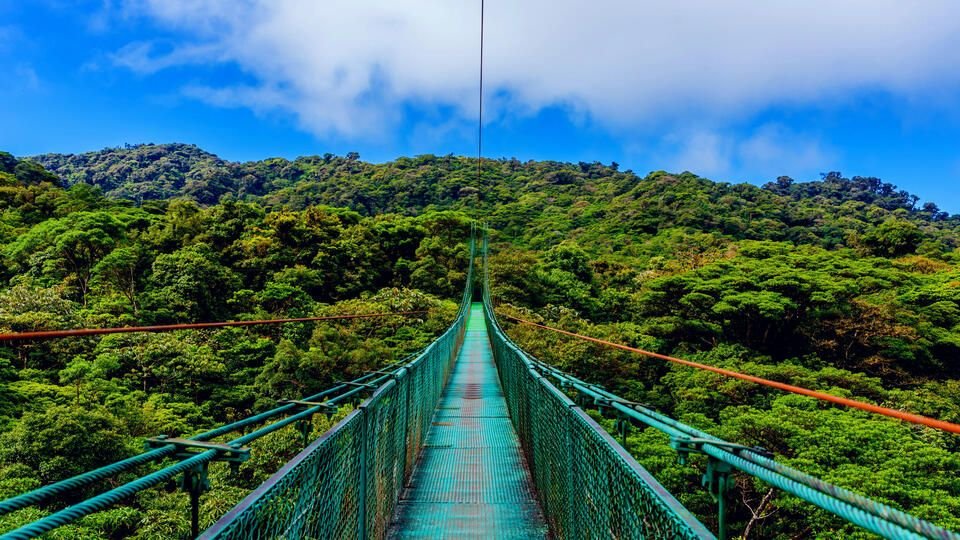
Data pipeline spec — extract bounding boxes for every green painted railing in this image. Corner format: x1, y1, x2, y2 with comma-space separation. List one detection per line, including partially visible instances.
0, 340, 432, 539
199, 233, 476, 539
480, 233, 715, 539
480, 230, 960, 540
5, 225, 958, 540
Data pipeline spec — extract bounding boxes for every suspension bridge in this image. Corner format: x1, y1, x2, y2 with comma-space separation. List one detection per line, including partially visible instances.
0, 229, 958, 540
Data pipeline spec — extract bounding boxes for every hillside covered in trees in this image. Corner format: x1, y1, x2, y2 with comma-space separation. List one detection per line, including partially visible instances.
1, 145, 959, 538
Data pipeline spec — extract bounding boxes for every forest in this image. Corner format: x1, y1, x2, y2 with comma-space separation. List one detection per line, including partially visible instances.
1, 144, 959, 538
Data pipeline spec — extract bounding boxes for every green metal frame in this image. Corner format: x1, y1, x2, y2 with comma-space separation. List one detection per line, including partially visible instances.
481, 228, 960, 540
0, 354, 430, 539
4, 224, 957, 540
480, 230, 715, 539
197, 231, 478, 539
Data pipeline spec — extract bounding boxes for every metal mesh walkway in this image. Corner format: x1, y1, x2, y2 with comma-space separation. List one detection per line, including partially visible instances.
388, 303, 549, 539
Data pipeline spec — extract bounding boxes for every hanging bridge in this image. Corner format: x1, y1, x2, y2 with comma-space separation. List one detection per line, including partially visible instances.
1, 229, 958, 540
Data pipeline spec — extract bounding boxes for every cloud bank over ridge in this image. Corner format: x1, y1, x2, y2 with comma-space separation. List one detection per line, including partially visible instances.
113, 0, 960, 173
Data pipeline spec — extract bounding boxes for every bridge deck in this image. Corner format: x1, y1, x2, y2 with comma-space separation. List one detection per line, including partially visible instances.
388, 303, 548, 539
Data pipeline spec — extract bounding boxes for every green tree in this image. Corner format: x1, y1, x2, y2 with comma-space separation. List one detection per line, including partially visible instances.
92, 245, 148, 315
4, 212, 126, 305
145, 244, 240, 322
861, 219, 923, 257
0, 405, 131, 484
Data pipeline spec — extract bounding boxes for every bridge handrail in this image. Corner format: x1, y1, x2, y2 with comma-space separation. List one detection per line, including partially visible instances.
527, 357, 958, 540
0, 349, 417, 520
198, 230, 478, 539
0, 348, 425, 539
0, 228, 477, 540
479, 230, 716, 539
481, 230, 959, 540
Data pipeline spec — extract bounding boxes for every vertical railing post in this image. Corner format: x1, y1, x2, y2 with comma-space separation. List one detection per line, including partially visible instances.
564, 409, 577, 539
704, 458, 733, 540
402, 367, 413, 482
357, 407, 368, 540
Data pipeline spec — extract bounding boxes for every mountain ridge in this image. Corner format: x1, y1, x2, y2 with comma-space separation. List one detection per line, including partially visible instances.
29, 143, 954, 216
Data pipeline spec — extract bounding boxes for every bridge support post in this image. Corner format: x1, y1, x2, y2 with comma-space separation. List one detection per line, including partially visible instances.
143, 436, 249, 539
564, 406, 578, 539
401, 367, 413, 483
296, 419, 311, 447
615, 416, 631, 448
182, 463, 209, 539
357, 407, 369, 540
670, 437, 736, 540
702, 458, 733, 540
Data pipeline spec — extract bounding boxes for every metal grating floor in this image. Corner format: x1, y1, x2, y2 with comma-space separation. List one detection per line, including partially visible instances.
388, 304, 549, 539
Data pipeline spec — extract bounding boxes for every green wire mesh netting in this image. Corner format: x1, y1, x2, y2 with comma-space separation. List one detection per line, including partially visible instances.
481, 301, 713, 539
387, 304, 549, 538
200, 237, 475, 540
8, 226, 958, 540
479, 234, 713, 540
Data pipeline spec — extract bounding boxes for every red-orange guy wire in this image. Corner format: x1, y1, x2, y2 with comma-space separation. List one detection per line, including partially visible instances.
503, 313, 960, 435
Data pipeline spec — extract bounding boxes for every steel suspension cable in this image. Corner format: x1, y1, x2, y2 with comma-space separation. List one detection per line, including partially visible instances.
501, 314, 960, 435
526, 357, 956, 539
0, 352, 419, 539
0, 333, 430, 517
477, 0, 484, 188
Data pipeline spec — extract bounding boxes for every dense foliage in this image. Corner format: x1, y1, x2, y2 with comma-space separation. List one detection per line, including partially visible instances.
485, 201, 960, 534
0, 151, 471, 537
3, 144, 960, 538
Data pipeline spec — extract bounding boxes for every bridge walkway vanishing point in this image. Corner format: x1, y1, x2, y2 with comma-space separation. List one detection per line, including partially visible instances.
388, 303, 548, 539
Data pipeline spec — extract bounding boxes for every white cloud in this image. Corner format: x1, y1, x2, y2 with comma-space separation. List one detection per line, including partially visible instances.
111, 41, 224, 74
667, 131, 734, 176
117, 0, 960, 140
736, 125, 833, 178
665, 125, 833, 180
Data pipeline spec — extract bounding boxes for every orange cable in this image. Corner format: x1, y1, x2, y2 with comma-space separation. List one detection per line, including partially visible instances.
502, 313, 960, 435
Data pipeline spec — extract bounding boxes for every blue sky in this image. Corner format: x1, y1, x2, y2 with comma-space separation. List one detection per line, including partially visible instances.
3, 1, 960, 211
